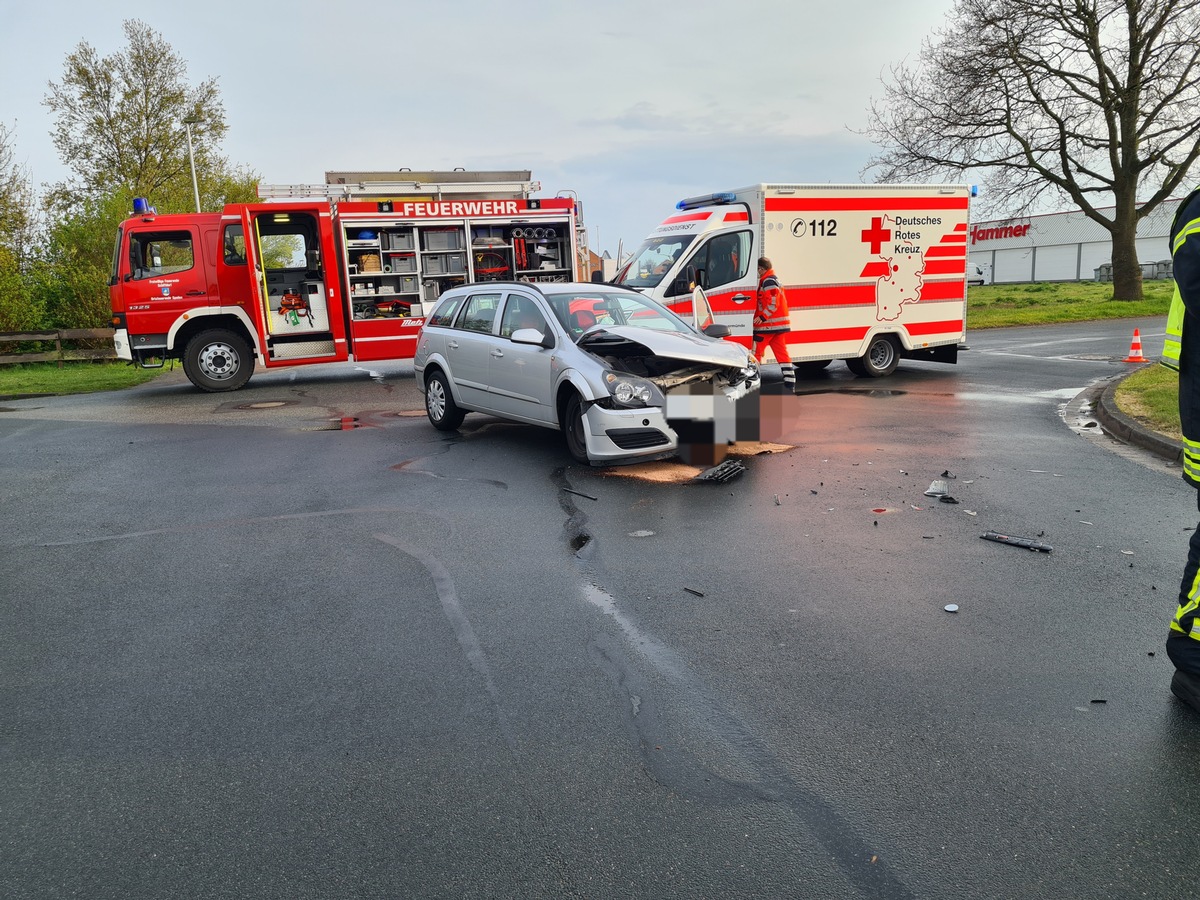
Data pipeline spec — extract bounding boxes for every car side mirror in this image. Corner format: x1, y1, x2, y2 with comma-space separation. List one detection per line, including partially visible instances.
512, 328, 555, 349
703, 323, 731, 339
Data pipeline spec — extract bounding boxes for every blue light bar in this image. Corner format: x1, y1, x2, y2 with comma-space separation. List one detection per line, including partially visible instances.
676, 192, 738, 211
132, 197, 150, 214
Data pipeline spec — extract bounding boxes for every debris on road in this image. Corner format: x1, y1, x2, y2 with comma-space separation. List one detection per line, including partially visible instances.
981, 531, 1054, 553
939, 496, 960, 504
944, 603, 959, 613
684, 587, 705, 597
925, 480, 949, 497
563, 488, 598, 501
694, 459, 747, 483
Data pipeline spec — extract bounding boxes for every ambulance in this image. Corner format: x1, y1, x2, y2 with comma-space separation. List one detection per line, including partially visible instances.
612, 184, 973, 377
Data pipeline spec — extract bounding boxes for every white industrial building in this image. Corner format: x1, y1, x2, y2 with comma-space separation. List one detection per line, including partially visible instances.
967, 197, 1182, 284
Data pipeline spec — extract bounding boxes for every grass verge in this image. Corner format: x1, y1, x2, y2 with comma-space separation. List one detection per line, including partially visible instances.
1113, 362, 1182, 441
0, 360, 167, 397
966, 280, 1172, 328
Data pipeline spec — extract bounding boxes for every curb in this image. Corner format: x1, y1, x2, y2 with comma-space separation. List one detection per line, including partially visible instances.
1093, 366, 1183, 463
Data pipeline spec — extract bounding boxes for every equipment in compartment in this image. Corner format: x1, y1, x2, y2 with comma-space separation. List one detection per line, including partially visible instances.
511, 224, 565, 275
425, 252, 466, 275
422, 228, 463, 251
386, 252, 417, 273
473, 250, 510, 280
383, 231, 414, 251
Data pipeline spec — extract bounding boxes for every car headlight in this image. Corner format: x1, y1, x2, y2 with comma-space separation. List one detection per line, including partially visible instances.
602, 369, 665, 408
741, 356, 759, 382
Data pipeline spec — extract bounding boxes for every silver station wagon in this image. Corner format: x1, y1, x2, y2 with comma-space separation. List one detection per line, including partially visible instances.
413, 282, 761, 465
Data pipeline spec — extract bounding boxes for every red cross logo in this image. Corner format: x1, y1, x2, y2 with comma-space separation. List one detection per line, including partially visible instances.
861, 216, 891, 254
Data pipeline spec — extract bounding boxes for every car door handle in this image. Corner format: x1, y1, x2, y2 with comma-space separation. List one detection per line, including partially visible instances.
448, 340, 459, 350
731, 294, 750, 304
490, 349, 504, 358
185, 290, 206, 296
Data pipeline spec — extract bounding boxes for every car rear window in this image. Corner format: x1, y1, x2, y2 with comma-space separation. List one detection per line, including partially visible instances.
427, 295, 464, 326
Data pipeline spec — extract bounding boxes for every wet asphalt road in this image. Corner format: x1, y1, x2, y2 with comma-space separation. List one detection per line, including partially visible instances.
3, 317, 1199, 900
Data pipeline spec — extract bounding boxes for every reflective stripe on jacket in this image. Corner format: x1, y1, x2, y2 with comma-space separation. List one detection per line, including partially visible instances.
1164, 287, 1183, 371
754, 269, 790, 333
1166, 187, 1200, 489
1163, 187, 1200, 371
1172, 564, 1200, 640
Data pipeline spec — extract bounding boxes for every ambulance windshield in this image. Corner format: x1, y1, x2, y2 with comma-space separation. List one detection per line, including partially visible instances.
614, 235, 695, 289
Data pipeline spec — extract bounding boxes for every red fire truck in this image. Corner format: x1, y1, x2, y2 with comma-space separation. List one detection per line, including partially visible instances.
109, 174, 584, 391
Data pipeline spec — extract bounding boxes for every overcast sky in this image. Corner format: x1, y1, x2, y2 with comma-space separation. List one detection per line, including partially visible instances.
1, 0, 959, 257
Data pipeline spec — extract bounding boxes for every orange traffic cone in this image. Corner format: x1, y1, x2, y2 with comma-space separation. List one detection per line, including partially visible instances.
1123, 328, 1149, 363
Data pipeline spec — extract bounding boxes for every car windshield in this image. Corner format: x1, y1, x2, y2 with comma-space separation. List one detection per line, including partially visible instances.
613, 235, 695, 289
546, 289, 695, 342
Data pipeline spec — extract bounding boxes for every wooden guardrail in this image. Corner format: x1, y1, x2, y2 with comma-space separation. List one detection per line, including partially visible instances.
0, 328, 116, 366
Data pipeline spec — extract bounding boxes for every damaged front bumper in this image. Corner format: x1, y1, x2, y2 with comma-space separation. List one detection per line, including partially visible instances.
580, 370, 761, 465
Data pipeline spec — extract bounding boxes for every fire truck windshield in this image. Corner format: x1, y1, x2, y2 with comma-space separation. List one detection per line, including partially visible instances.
614, 236, 695, 289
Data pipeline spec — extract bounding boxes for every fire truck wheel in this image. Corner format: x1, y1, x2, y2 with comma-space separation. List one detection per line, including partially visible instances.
183, 329, 253, 392
846, 334, 899, 378
562, 392, 591, 465
425, 369, 465, 431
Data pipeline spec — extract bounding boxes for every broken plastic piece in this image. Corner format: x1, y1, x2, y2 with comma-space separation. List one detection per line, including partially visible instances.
684, 587, 704, 597
925, 480, 949, 497
939, 495, 960, 504
944, 603, 959, 613
981, 531, 1053, 553
694, 459, 747, 483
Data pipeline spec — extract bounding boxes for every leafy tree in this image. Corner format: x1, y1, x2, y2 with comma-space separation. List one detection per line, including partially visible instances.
0, 121, 41, 331
37, 20, 261, 327
863, 0, 1200, 301
0, 246, 42, 332
0, 122, 33, 251
34, 190, 132, 329
44, 19, 228, 204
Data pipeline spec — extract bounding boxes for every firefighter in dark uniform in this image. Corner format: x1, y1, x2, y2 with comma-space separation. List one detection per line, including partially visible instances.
1162, 186, 1200, 712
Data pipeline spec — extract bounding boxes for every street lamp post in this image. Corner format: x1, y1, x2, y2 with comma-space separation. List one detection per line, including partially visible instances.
183, 117, 201, 213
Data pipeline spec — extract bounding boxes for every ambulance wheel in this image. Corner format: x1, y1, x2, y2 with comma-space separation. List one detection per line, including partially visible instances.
562, 392, 591, 465
425, 369, 465, 431
847, 335, 900, 378
183, 329, 253, 392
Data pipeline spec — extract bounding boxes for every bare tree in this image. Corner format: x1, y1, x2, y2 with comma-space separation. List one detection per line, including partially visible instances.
43, 19, 227, 202
863, 0, 1200, 300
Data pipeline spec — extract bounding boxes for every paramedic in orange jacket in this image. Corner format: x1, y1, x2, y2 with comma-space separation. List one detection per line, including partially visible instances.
753, 257, 796, 391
